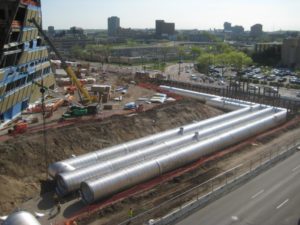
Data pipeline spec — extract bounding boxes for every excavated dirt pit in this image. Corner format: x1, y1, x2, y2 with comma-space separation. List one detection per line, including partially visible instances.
0, 98, 223, 215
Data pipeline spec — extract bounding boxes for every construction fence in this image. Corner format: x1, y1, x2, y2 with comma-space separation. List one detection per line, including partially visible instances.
141, 78, 300, 114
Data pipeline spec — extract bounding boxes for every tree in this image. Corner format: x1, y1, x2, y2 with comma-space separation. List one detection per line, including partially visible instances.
70, 45, 84, 59
228, 51, 252, 72
196, 50, 252, 76
190, 46, 203, 62
214, 53, 231, 77
196, 53, 215, 74
177, 46, 187, 61
214, 42, 234, 54
201, 31, 220, 42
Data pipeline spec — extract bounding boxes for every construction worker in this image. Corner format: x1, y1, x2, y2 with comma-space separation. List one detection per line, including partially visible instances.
57, 201, 61, 214
128, 207, 134, 218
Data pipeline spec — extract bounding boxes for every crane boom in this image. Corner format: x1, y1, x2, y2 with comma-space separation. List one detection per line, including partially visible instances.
29, 18, 93, 103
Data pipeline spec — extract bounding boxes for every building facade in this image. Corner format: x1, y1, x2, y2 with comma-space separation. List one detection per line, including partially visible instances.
0, 0, 55, 123
108, 16, 120, 36
231, 25, 244, 34
281, 37, 300, 68
155, 20, 175, 37
250, 24, 263, 37
223, 22, 232, 31
255, 42, 282, 54
48, 25, 55, 36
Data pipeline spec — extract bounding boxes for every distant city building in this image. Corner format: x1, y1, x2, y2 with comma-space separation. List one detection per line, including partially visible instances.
281, 37, 300, 68
223, 22, 232, 31
255, 42, 281, 54
116, 28, 154, 39
69, 26, 84, 36
48, 26, 55, 36
231, 25, 244, 34
250, 24, 263, 37
155, 20, 175, 37
108, 16, 120, 36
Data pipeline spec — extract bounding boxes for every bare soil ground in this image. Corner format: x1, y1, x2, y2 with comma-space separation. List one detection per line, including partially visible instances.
0, 98, 223, 215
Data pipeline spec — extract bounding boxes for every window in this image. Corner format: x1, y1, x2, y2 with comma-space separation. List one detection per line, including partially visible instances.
0, 9, 5, 20
5, 82, 15, 93
15, 7, 26, 21
10, 31, 20, 42
36, 38, 42, 47
29, 40, 34, 49
27, 73, 33, 83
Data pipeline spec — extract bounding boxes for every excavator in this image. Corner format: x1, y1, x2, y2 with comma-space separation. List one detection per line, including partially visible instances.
29, 18, 100, 118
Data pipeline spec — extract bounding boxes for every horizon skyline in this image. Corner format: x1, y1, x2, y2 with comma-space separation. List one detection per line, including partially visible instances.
41, 0, 300, 31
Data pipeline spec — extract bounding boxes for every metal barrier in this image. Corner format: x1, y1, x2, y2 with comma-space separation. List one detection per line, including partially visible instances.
141, 79, 300, 114
116, 135, 299, 225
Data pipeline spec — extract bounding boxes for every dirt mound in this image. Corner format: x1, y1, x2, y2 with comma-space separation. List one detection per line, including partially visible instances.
0, 99, 223, 214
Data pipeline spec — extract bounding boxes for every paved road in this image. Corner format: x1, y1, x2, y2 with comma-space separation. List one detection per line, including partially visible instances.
177, 151, 300, 225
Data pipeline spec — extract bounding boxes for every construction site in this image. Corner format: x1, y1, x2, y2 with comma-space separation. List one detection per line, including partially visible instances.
1, 1, 300, 225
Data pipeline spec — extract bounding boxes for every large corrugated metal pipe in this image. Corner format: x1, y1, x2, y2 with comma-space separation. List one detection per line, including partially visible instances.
48, 104, 261, 178
55, 106, 273, 196
80, 109, 287, 203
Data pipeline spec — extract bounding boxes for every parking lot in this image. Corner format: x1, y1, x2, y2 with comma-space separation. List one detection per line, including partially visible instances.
165, 64, 300, 99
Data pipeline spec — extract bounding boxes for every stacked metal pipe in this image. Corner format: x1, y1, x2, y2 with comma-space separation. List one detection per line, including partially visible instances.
49, 86, 287, 204
49, 103, 258, 177
56, 106, 274, 196
81, 108, 286, 203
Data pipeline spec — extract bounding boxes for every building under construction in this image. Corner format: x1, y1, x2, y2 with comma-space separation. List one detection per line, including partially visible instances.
0, 0, 55, 124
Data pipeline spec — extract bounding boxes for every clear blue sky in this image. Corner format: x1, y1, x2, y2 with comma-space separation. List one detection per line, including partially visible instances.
41, 0, 300, 31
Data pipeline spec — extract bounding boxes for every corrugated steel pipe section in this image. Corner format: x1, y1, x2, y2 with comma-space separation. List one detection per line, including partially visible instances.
48, 104, 261, 178
80, 109, 287, 203
56, 106, 274, 195
159, 85, 255, 108
3, 211, 41, 225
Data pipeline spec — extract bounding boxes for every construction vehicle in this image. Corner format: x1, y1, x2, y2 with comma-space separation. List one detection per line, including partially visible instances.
123, 102, 144, 112
29, 18, 97, 104
31, 81, 74, 118
66, 85, 77, 95
8, 121, 28, 135
62, 103, 100, 119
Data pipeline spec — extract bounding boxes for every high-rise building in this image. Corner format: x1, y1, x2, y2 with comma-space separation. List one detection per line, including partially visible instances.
108, 16, 120, 36
281, 37, 300, 68
250, 24, 263, 37
155, 20, 175, 37
0, 0, 55, 123
231, 25, 244, 34
223, 22, 232, 31
48, 26, 55, 36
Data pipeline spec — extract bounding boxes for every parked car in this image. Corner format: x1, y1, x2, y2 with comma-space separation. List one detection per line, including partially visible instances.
294, 79, 300, 85
190, 74, 197, 80
218, 80, 226, 86
264, 86, 278, 93
278, 77, 287, 82
267, 75, 276, 81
